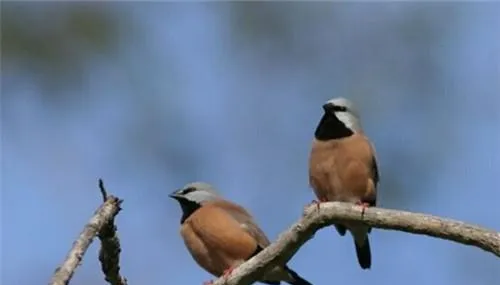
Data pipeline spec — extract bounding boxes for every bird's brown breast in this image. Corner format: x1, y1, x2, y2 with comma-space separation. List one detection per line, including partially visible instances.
180, 203, 259, 277
309, 134, 377, 203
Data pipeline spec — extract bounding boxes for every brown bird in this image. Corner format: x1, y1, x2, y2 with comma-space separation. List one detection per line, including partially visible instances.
308, 97, 379, 270
170, 182, 313, 285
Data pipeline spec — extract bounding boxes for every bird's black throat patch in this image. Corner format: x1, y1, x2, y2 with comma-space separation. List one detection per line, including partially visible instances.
176, 198, 202, 224
314, 113, 354, 140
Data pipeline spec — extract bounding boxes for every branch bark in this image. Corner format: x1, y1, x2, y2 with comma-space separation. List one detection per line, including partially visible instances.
98, 180, 128, 285
212, 202, 500, 285
49, 180, 125, 285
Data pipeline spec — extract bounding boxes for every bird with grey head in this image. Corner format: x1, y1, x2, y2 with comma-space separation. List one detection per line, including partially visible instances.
170, 182, 313, 285
309, 97, 380, 269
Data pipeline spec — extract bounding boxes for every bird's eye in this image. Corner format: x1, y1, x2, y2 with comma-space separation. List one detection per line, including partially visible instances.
333, 105, 348, 112
181, 187, 196, 195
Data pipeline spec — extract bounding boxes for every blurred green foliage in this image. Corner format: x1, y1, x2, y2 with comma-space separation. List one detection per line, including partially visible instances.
2, 2, 119, 95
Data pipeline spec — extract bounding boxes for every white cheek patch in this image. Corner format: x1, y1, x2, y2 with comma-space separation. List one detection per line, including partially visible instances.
186, 192, 217, 204
336, 112, 362, 132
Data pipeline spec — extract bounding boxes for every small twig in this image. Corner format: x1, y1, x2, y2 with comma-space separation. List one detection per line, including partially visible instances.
212, 202, 500, 285
49, 188, 122, 285
99, 178, 108, 201
97, 179, 128, 285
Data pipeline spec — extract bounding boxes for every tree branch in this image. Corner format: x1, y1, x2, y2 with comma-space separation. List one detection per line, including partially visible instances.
98, 179, 128, 285
212, 202, 500, 285
49, 179, 125, 285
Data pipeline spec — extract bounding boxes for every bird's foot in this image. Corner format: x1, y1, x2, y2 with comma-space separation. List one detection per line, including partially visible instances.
222, 267, 235, 279
356, 202, 371, 217
303, 198, 327, 217
308, 198, 327, 211
202, 280, 213, 285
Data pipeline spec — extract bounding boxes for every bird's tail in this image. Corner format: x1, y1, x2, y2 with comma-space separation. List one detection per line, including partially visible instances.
354, 235, 371, 270
284, 266, 313, 285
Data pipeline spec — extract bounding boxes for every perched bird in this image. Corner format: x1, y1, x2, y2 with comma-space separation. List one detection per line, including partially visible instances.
169, 182, 313, 285
308, 97, 379, 270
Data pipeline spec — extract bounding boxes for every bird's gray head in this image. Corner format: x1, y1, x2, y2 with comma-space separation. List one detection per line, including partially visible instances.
169, 182, 221, 204
324, 97, 360, 119
315, 97, 363, 140
169, 182, 221, 223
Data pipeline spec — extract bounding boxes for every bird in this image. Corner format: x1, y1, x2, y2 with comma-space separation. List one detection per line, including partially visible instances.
169, 182, 313, 285
308, 97, 379, 270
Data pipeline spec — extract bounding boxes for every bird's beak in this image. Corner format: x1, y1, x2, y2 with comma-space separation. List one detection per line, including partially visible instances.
168, 189, 181, 200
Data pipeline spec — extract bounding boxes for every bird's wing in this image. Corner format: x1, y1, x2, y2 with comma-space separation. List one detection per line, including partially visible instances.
212, 200, 271, 249
371, 142, 380, 186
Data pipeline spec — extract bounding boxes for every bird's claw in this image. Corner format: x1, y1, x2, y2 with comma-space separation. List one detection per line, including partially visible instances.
222, 267, 234, 279
356, 202, 371, 217
308, 198, 326, 211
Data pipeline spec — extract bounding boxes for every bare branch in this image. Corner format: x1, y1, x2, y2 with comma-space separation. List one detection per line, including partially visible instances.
99, 178, 109, 201
49, 180, 124, 285
212, 202, 500, 285
98, 179, 128, 285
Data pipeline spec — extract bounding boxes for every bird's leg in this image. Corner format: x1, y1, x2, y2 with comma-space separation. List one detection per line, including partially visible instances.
222, 266, 235, 279
356, 201, 371, 217
203, 266, 235, 284
311, 199, 321, 211
306, 197, 327, 212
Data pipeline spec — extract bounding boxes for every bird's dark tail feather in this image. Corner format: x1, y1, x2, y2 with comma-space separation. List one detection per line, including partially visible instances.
335, 224, 347, 236
355, 236, 372, 270
284, 266, 313, 285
